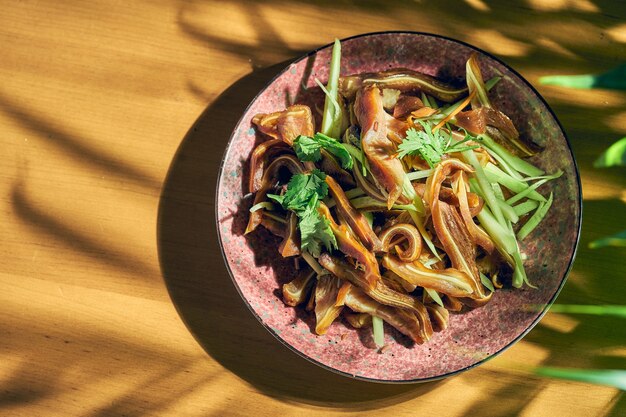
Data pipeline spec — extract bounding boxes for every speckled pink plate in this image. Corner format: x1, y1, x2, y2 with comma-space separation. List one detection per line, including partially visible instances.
216, 32, 581, 383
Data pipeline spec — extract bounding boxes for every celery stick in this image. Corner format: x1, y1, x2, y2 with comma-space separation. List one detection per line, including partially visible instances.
478, 134, 544, 177
425, 288, 445, 308
421, 92, 431, 108
518, 192, 554, 240
485, 163, 547, 202
506, 178, 549, 205
463, 150, 506, 225
249, 201, 275, 212
475, 206, 516, 255
497, 198, 519, 224
320, 39, 342, 138
484, 76, 502, 91
407, 169, 433, 181
301, 251, 325, 275
480, 272, 495, 292
372, 315, 384, 348
484, 146, 524, 180
513, 200, 539, 216
491, 181, 506, 200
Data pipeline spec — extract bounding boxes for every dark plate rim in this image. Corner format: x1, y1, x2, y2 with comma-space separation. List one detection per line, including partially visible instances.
214, 30, 583, 384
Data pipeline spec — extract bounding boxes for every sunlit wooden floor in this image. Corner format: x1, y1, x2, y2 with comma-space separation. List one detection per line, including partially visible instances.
1, 1, 625, 416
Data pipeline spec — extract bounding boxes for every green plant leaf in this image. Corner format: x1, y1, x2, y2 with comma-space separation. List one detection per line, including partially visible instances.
589, 230, 626, 249
594, 137, 626, 168
548, 304, 626, 318
533, 367, 626, 390
539, 64, 626, 90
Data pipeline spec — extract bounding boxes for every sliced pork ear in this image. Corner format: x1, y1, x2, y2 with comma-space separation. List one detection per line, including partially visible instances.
248, 139, 293, 193
283, 269, 315, 306
314, 275, 344, 335
355, 86, 410, 208
342, 284, 427, 344
382, 255, 477, 298
325, 176, 382, 252
252, 105, 315, 145
319, 150, 356, 189
450, 171, 494, 254
343, 311, 372, 329
393, 95, 425, 119
318, 203, 381, 286
245, 154, 304, 234
317, 254, 433, 342
378, 223, 422, 262
414, 182, 483, 217
339, 69, 468, 103
278, 212, 301, 257
431, 200, 491, 303
426, 304, 449, 332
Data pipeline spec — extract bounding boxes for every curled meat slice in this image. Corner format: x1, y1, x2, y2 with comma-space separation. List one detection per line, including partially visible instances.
414, 182, 483, 217
342, 284, 428, 344
432, 200, 491, 304
340, 69, 468, 103
343, 311, 372, 329
319, 150, 356, 189
382, 255, 477, 298
252, 105, 315, 145
248, 139, 293, 193
283, 269, 315, 307
318, 254, 433, 342
426, 304, 449, 332
378, 223, 422, 262
325, 176, 382, 252
318, 203, 381, 286
393, 95, 425, 119
245, 154, 304, 234
355, 86, 410, 208
450, 171, 494, 253
278, 212, 300, 257
314, 275, 344, 335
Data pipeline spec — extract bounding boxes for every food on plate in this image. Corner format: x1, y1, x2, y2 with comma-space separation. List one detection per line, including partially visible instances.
245, 39, 560, 349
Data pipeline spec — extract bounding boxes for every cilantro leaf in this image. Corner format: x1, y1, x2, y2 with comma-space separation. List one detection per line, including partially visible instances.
314, 133, 354, 169
267, 169, 336, 257
267, 169, 328, 211
293, 135, 321, 162
293, 134, 353, 170
397, 121, 480, 168
298, 199, 337, 257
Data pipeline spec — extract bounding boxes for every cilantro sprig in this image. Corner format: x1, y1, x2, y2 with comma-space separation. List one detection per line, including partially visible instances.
293, 133, 353, 170
397, 120, 480, 168
267, 169, 337, 257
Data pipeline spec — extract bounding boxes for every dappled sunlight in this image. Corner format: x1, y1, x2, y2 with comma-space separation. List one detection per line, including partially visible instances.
464, 0, 491, 12
0, 0, 624, 415
526, 0, 600, 13
538, 311, 580, 333
468, 29, 533, 57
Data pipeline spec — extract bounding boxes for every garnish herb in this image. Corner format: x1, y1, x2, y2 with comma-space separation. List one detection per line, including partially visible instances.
268, 170, 337, 257
293, 133, 354, 169
397, 120, 479, 168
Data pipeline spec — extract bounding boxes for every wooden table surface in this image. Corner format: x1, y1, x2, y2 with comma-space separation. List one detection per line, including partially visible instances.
2, 1, 625, 416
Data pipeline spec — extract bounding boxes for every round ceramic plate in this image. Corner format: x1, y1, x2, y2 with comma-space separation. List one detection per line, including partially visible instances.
215, 32, 582, 382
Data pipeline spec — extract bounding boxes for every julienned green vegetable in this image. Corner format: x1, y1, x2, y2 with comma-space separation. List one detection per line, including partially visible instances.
246, 38, 561, 349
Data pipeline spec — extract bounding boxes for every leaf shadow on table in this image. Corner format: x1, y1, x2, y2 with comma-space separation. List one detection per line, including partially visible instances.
157, 62, 443, 409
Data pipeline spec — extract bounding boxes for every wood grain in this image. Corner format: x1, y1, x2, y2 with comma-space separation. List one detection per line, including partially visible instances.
1, 1, 625, 416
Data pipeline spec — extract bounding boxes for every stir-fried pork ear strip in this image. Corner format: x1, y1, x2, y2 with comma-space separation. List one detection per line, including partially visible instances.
339, 69, 468, 102
245, 44, 555, 349
355, 86, 410, 208
253, 105, 315, 145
